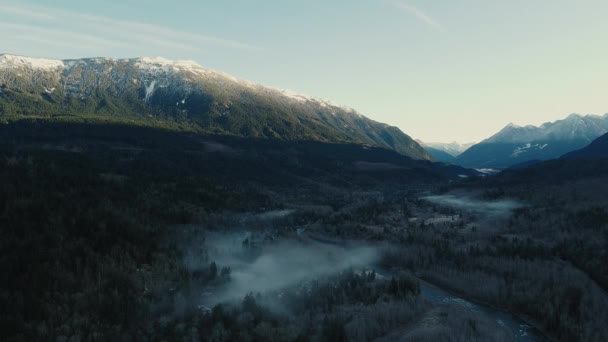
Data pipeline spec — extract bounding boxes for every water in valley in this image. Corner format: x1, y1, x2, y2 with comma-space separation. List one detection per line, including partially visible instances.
418, 280, 544, 341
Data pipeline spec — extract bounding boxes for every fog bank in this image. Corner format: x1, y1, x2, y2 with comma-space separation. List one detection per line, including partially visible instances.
203, 234, 379, 305
423, 194, 523, 217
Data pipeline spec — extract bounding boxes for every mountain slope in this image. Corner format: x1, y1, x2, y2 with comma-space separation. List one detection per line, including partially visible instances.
0, 54, 429, 160
420, 141, 475, 157
456, 114, 608, 169
562, 132, 608, 160
422, 146, 456, 163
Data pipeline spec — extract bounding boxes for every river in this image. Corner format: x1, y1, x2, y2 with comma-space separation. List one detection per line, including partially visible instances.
304, 234, 546, 340
417, 279, 544, 341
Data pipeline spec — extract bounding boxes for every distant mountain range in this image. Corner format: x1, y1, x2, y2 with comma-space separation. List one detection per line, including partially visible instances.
417, 141, 475, 164
0, 54, 430, 160
494, 131, 608, 185
456, 114, 608, 169
421, 141, 475, 156
422, 147, 457, 163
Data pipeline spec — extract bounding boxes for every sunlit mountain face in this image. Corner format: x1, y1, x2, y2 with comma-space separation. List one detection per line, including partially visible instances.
0, 54, 430, 161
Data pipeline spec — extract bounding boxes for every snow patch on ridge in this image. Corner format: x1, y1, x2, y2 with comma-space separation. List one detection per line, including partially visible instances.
510, 143, 550, 158
0, 54, 64, 70
135, 57, 206, 75
144, 81, 157, 103
278, 89, 355, 113
133, 57, 256, 89
0, 53, 365, 120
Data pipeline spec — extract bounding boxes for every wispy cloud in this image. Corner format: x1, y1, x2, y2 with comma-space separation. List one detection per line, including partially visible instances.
0, 23, 130, 49
0, 2, 260, 58
0, 4, 55, 20
55, 9, 259, 51
389, 1, 445, 32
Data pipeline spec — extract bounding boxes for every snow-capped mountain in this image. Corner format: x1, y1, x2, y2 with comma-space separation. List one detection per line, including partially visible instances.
456, 114, 608, 169
486, 114, 608, 143
418, 141, 475, 156
0, 54, 430, 160
420, 146, 457, 163
414, 141, 475, 164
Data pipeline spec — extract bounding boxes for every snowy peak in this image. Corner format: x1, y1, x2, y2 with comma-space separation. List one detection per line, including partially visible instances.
136, 56, 190, 66
485, 114, 608, 144
0, 54, 357, 112
566, 113, 583, 119
131, 56, 247, 84
0, 54, 64, 70
419, 141, 476, 157
544, 114, 608, 141
457, 113, 608, 169
487, 123, 538, 143
134, 57, 211, 73
135, 57, 205, 75
277, 88, 356, 113
127, 56, 358, 112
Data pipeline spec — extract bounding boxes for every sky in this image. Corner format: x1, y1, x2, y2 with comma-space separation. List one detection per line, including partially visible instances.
1, 0, 607, 143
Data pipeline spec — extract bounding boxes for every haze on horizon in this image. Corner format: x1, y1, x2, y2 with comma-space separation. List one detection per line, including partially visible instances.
1, 0, 607, 143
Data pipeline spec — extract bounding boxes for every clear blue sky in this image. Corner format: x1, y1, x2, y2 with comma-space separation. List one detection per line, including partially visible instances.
2, 0, 607, 142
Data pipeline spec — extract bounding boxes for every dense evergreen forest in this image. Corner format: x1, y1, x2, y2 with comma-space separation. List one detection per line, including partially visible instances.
1, 119, 607, 341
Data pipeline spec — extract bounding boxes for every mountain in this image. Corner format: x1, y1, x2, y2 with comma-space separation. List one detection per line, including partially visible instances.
0, 54, 430, 160
417, 141, 475, 164
456, 114, 608, 169
422, 146, 457, 163
478, 132, 608, 189
562, 132, 608, 160
420, 141, 475, 157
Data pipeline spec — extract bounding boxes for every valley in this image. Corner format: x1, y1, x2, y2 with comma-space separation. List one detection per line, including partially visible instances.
1, 120, 606, 341
1, 0, 607, 340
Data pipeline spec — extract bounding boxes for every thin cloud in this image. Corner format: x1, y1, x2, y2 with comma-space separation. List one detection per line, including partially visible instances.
0, 5, 55, 20
0, 2, 260, 54
0, 23, 130, 49
389, 1, 445, 32
57, 10, 259, 51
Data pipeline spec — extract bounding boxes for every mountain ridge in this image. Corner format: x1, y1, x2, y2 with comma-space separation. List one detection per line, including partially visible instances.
0, 53, 430, 160
417, 140, 475, 157
422, 147, 456, 164
562, 132, 608, 160
456, 113, 608, 169
485, 113, 608, 144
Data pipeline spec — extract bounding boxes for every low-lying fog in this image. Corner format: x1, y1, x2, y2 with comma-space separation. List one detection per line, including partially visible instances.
422, 194, 523, 218
198, 232, 379, 306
